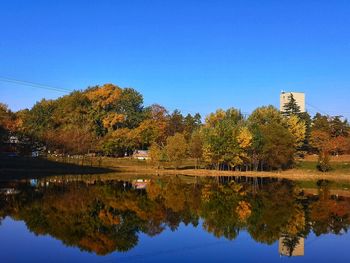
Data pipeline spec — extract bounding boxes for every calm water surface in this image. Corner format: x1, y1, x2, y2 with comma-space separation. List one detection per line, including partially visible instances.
1, 175, 350, 262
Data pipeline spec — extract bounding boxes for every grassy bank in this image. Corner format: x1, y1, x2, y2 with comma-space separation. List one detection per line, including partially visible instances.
50, 155, 350, 182
1, 155, 350, 182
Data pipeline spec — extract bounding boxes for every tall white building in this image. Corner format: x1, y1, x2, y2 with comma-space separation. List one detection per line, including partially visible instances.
280, 91, 306, 113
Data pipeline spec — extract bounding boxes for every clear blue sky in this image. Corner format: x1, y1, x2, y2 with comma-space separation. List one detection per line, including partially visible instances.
1, 0, 350, 118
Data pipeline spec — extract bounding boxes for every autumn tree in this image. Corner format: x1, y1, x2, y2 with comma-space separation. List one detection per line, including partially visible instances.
202, 108, 244, 170
249, 105, 284, 126
286, 115, 306, 150
236, 126, 253, 170
310, 129, 332, 171
133, 104, 168, 148
0, 103, 15, 141
189, 130, 203, 169
310, 114, 350, 171
165, 133, 188, 169
101, 128, 135, 156
148, 143, 164, 168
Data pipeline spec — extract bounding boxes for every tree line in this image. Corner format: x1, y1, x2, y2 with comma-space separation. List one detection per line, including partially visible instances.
1, 85, 349, 171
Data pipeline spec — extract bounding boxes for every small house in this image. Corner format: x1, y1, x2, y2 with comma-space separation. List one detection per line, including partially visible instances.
132, 150, 150, 160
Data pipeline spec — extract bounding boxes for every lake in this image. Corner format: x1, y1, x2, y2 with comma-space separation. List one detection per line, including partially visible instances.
0, 175, 350, 262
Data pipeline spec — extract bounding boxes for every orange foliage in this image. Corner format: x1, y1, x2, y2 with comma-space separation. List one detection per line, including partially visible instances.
102, 113, 125, 129
0, 103, 21, 133
86, 84, 122, 109
79, 232, 116, 255
328, 136, 349, 154
310, 130, 331, 151
98, 209, 121, 225
146, 181, 163, 201
236, 200, 252, 221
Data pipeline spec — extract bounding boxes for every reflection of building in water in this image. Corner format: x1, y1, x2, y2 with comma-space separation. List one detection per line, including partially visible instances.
132, 179, 150, 189
279, 237, 304, 257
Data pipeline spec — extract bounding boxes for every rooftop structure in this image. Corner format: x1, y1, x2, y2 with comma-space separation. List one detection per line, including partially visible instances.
280, 91, 306, 113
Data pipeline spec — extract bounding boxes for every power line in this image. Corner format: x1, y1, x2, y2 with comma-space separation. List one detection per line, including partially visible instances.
306, 102, 349, 119
1, 77, 346, 119
0, 76, 73, 93
306, 102, 330, 116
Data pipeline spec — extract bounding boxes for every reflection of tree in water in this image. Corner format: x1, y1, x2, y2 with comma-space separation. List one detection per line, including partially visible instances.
0, 177, 350, 256
247, 180, 305, 244
310, 180, 350, 236
200, 182, 243, 240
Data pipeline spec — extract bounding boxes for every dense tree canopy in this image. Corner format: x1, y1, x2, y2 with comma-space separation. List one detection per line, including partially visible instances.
1, 83, 349, 171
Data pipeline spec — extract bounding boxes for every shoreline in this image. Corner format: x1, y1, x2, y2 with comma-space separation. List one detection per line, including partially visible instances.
1, 155, 350, 182
110, 165, 350, 182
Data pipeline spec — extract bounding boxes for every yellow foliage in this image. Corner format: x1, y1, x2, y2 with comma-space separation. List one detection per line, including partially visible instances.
287, 115, 306, 148
230, 155, 244, 168
283, 206, 306, 235
109, 128, 132, 140
229, 181, 244, 194
205, 109, 226, 127
202, 145, 214, 164
237, 127, 253, 149
201, 184, 213, 202
148, 143, 163, 167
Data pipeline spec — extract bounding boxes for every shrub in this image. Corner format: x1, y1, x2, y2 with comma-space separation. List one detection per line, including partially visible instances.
317, 152, 331, 172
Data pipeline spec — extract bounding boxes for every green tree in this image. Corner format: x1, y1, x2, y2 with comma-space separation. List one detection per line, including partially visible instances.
312, 113, 331, 134
189, 130, 203, 169
166, 110, 184, 136
282, 93, 301, 117
101, 128, 135, 156
260, 123, 295, 170
299, 112, 312, 152
330, 116, 349, 137
117, 88, 144, 129
183, 113, 202, 140
248, 106, 295, 170
202, 108, 243, 170
249, 105, 284, 126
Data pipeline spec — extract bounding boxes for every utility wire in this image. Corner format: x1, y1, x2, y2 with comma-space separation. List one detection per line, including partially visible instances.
0, 76, 73, 93
1, 76, 346, 119
306, 102, 331, 116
